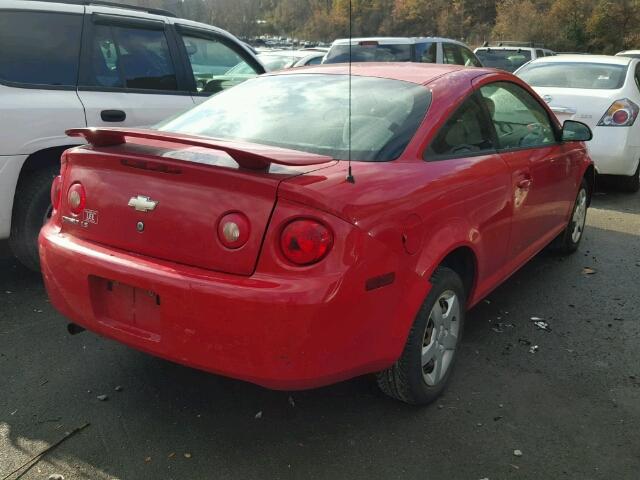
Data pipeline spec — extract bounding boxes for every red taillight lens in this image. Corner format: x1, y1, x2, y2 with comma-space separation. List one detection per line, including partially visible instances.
280, 219, 333, 266
598, 98, 639, 126
67, 183, 86, 215
217, 212, 250, 249
50, 175, 62, 211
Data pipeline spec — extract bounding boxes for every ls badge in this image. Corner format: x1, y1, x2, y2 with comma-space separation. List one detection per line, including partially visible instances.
128, 195, 158, 213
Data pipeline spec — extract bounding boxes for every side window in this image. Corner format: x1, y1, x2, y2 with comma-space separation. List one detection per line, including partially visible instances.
442, 43, 462, 65
635, 64, 640, 91
479, 82, 556, 150
417, 42, 437, 63
305, 56, 323, 66
180, 34, 259, 94
426, 94, 495, 159
0, 11, 82, 87
460, 47, 482, 67
84, 24, 178, 91
536, 49, 545, 58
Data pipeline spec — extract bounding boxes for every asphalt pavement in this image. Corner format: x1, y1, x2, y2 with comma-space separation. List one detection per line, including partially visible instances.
1, 188, 639, 480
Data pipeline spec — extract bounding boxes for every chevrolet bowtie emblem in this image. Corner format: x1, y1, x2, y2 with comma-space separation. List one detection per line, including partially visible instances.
128, 195, 158, 212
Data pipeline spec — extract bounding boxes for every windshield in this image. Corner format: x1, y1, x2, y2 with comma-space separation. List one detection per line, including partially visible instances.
159, 74, 431, 162
475, 49, 532, 72
324, 43, 412, 63
518, 62, 628, 89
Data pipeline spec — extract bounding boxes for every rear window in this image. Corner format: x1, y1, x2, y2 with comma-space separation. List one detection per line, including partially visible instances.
324, 43, 412, 63
518, 62, 628, 89
474, 49, 532, 72
0, 11, 82, 87
159, 74, 431, 162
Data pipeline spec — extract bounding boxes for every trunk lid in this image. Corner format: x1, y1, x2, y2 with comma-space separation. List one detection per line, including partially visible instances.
60, 128, 335, 275
532, 87, 619, 129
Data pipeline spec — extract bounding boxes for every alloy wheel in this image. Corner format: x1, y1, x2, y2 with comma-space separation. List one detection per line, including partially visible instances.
421, 290, 460, 386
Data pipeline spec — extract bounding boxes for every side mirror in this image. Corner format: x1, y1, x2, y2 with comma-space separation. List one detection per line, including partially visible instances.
562, 120, 592, 142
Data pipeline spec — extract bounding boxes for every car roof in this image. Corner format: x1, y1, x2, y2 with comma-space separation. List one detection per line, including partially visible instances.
332, 37, 468, 46
527, 54, 633, 65
617, 50, 640, 55
266, 62, 492, 85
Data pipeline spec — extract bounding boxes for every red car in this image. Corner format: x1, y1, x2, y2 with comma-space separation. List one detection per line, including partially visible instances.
40, 64, 594, 405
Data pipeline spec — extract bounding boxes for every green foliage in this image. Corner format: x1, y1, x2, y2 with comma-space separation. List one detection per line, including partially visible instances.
116, 0, 639, 52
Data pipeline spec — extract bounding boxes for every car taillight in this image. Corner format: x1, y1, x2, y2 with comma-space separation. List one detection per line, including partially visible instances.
67, 183, 86, 215
598, 98, 639, 126
218, 212, 250, 249
50, 175, 62, 211
280, 219, 333, 266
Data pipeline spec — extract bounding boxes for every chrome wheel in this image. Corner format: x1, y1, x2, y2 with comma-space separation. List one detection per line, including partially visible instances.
422, 290, 460, 386
571, 188, 587, 243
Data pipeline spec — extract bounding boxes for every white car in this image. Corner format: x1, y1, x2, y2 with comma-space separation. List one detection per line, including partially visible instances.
516, 55, 640, 192
617, 50, 640, 59
0, 0, 264, 270
474, 42, 556, 72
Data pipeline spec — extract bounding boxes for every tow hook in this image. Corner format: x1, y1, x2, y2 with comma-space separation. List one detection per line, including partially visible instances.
67, 323, 86, 335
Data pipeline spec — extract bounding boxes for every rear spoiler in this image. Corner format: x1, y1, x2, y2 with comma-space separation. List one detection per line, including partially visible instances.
66, 128, 334, 171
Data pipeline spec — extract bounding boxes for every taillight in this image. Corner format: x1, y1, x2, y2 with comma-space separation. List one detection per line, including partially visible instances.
280, 219, 333, 266
218, 212, 250, 249
50, 175, 62, 211
598, 98, 639, 126
67, 183, 86, 216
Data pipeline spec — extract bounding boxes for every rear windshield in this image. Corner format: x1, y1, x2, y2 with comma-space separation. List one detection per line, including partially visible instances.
518, 62, 628, 89
475, 49, 532, 72
324, 43, 412, 63
159, 74, 431, 162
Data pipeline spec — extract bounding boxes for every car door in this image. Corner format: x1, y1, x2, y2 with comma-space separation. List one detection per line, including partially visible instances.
77, 10, 195, 128
424, 93, 512, 289
478, 81, 573, 261
173, 26, 263, 105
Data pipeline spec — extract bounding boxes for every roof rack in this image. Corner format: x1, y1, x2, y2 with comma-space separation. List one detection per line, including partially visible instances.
481, 41, 546, 49
27, 0, 177, 17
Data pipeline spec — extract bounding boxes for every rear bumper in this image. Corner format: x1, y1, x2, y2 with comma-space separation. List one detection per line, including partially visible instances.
40, 223, 424, 390
588, 127, 640, 176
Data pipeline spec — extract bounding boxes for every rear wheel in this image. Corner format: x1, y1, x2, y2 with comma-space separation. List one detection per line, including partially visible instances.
376, 267, 465, 405
9, 165, 59, 271
554, 179, 589, 255
617, 162, 640, 193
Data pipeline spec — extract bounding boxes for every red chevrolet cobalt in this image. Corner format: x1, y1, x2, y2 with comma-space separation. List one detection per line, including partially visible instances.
40, 64, 594, 405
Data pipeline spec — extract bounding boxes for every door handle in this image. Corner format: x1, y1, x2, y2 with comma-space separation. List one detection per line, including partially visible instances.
101, 109, 126, 122
517, 178, 533, 189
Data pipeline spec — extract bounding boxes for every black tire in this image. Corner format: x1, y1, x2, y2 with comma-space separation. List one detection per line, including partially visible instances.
376, 267, 465, 405
553, 178, 589, 255
618, 163, 640, 193
9, 165, 59, 271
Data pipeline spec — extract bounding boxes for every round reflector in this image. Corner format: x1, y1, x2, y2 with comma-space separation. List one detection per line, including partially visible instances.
67, 183, 86, 216
612, 109, 630, 125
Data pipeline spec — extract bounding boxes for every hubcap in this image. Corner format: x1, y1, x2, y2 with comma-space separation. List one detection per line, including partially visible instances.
571, 189, 587, 243
421, 290, 460, 386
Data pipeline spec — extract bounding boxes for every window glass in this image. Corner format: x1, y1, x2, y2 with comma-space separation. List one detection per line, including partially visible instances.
427, 95, 495, 158
0, 11, 82, 86
480, 82, 556, 150
536, 49, 545, 58
635, 64, 640, 91
517, 62, 627, 89
443, 43, 464, 65
306, 55, 323, 66
460, 47, 481, 67
159, 74, 431, 162
84, 24, 177, 90
324, 43, 412, 63
417, 42, 437, 63
182, 35, 258, 93
474, 49, 532, 72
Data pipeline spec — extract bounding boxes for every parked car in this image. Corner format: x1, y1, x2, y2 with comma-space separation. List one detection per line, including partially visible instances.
323, 37, 482, 67
474, 42, 555, 72
616, 50, 640, 59
0, 0, 264, 270
41, 63, 594, 405
258, 50, 326, 71
516, 55, 640, 191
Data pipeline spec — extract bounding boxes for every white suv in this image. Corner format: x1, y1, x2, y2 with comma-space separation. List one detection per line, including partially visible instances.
0, 0, 264, 270
474, 42, 556, 72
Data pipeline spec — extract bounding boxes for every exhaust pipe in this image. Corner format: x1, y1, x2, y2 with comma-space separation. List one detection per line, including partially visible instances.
67, 323, 86, 335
